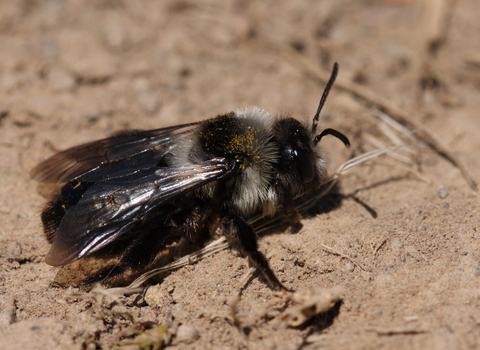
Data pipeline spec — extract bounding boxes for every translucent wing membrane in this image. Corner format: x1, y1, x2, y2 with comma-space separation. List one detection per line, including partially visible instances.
46, 157, 238, 266
31, 123, 199, 183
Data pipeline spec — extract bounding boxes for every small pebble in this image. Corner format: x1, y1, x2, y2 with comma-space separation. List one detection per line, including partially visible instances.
344, 262, 355, 272
294, 258, 305, 267
175, 324, 199, 344
144, 284, 163, 306
438, 186, 448, 199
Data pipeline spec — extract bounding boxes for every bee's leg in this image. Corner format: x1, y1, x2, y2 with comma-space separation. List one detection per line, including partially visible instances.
221, 214, 291, 291
170, 203, 213, 243
274, 180, 303, 233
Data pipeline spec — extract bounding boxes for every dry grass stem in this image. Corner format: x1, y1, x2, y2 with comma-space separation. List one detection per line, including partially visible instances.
366, 327, 429, 335
114, 237, 230, 293
320, 244, 367, 272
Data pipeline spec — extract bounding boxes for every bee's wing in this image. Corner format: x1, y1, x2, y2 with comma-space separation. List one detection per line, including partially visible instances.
31, 123, 199, 183
46, 158, 237, 266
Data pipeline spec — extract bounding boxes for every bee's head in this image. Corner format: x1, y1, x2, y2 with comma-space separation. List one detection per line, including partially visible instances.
272, 62, 350, 193
272, 118, 348, 191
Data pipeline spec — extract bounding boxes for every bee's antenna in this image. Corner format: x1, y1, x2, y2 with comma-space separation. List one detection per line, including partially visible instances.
311, 62, 339, 135
314, 128, 350, 147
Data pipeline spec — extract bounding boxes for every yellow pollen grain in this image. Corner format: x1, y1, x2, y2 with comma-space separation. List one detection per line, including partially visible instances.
227, 128, 258, 156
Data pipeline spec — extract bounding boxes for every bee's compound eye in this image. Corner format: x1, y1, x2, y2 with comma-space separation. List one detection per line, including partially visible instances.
293, 145, 315, 184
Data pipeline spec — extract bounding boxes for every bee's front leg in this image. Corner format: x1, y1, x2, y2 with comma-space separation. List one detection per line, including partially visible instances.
273, 180, 304, 233
221, 214, 291, 291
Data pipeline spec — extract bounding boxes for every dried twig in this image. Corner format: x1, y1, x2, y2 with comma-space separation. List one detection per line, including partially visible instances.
366, 327, 429, 336
371, 236, 387, 257
112, 237, 230, 293
320, 244, 367, 272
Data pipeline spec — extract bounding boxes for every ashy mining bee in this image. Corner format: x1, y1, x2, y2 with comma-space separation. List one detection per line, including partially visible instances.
31, 63, 350, 290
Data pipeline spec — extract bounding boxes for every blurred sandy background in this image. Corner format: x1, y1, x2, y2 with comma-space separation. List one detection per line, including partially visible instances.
0, 0, 479, 349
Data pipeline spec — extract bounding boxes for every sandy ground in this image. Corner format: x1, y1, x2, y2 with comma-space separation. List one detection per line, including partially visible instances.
1, 0, 479, 349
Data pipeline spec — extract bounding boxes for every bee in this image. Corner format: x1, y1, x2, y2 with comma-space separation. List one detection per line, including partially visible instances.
31, 63, 350, 291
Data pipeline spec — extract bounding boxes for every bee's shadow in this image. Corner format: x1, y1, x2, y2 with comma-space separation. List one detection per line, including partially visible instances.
296, 300, 343, 343
297, 182, 346, 218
